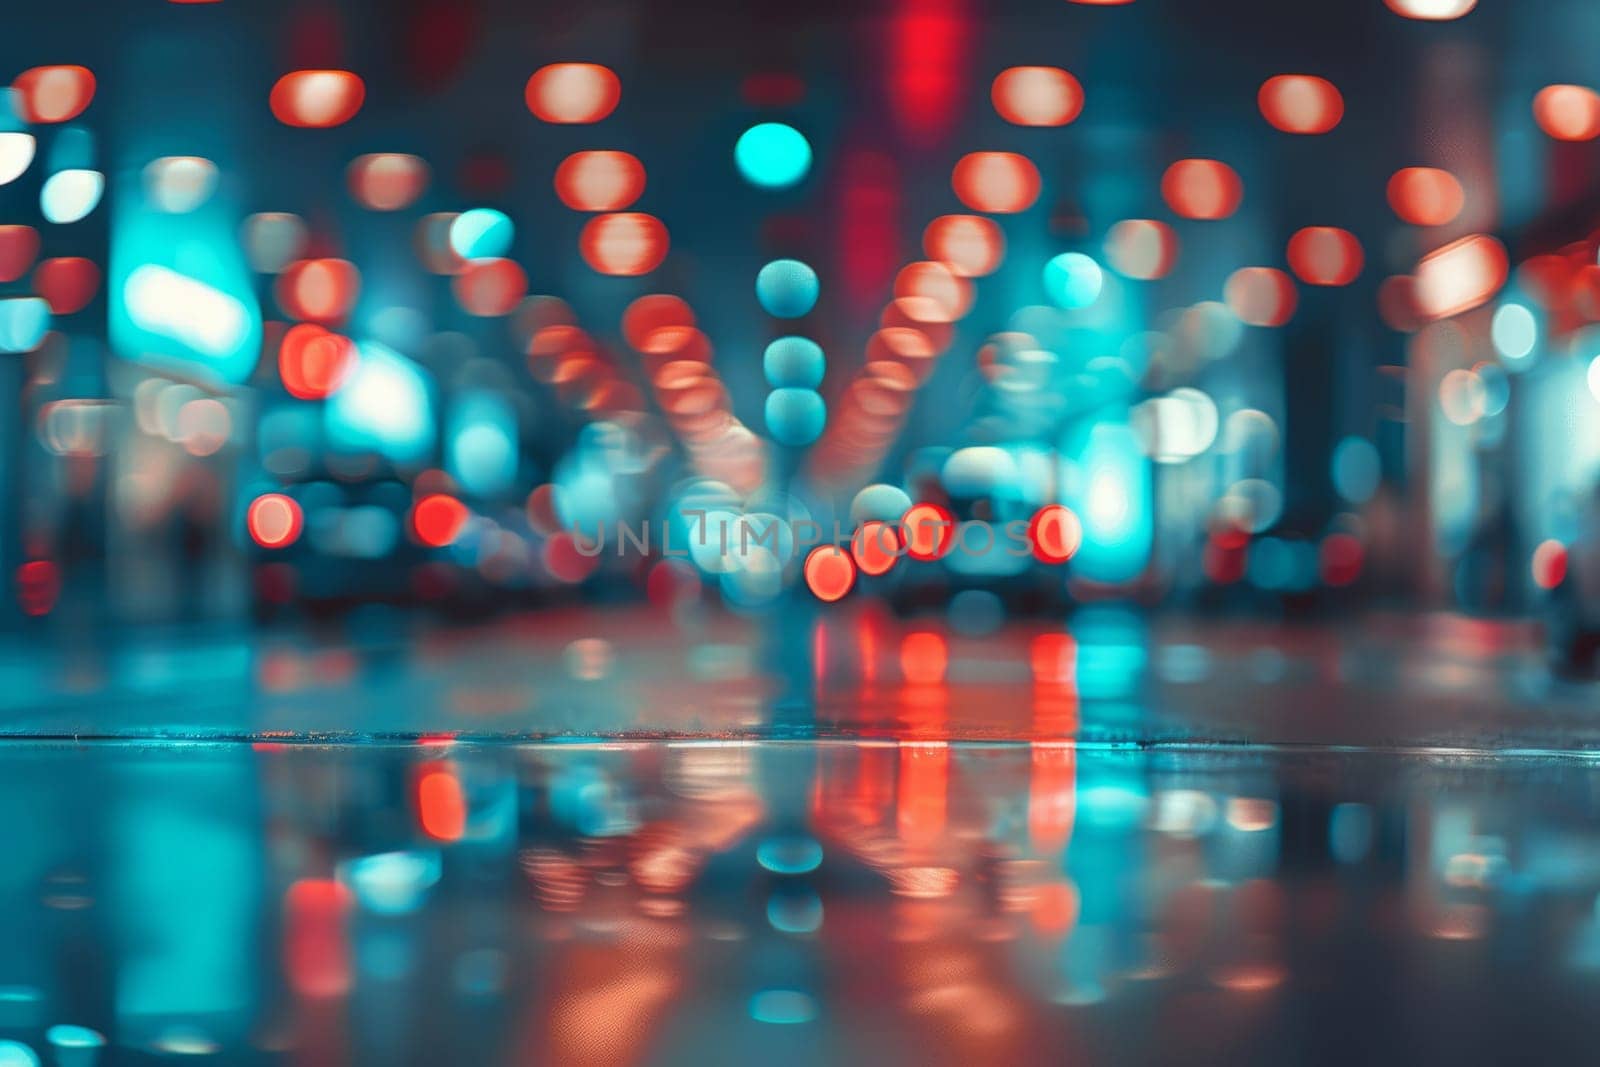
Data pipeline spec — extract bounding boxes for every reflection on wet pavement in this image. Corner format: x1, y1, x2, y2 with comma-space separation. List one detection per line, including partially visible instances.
3, 739, 1600, 1064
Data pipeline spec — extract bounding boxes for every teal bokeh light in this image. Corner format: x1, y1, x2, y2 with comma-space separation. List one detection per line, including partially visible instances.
1044, 252, 1104, 309
735, 123, 812, 189
755, 258, 819, 318
449, 208, 514, 260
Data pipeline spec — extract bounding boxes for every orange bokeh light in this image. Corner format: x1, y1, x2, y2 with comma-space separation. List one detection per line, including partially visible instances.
1533, 85, 1600, 141
554, 150, 646, 212
923, 214, 1005, 277
991, 66, 1084, 127
952, 152, 1042, 214
1386, 167, 1464, 226
579, 212, 669, 276
894, 261, 973, 321
525, 63, 621, 124
1224, 267, 1298, 327
13, 65, 96, 124
1104, 219, 1178, 280
1161, 159, 1243, 220
1257, 75, 1343, 134
1286, 226, 1363, 286
270, 70, 365, 128
804, 545, 856, 602
247, 493, 304, 549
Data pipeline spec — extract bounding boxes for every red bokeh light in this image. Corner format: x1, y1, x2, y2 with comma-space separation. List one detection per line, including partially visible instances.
1532, 540, 1568, 590
923, 214, 1005, 278
417, 767, 466, 840
991, 66, 1084, 127
247, 493, 305, 549
622, 294, 695, 351
952, 152, 1042, 214
270, 70, 365, 128
283, 879, 352, 998
0, 225, 40, 284
1414, 234, 1508, 321
13, 65, 95, 124
1225, 267, 1298, 327
347, 153, 430, 211
1161, 159, 1243, 220
554, 151, 646, 212
453, 258, 527, 316
1104, 219, 1178, 280
413, 494, 469, 547
16, 560, 60, 617
525, 63, 621, 124
1287, 227, 1363, 287
1029, 505, 1083, 564
579, 212, 669, 276
277, 258, 361, 323
1386, 167, 1464, 226
1257, 75, 1343, 134
900, 631, 948, 685
32, 257, 101, 315
901, 502, 956, 560
851, 521, 903, 576
804, 545, 856, 602
278, 324, 356, 399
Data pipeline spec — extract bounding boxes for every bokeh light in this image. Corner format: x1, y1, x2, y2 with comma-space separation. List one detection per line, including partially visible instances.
279, 324, 356, 399
413, 495, 469, 548
1385, 0, 1476, 17
803, 545, 855, 602
277, 259, 361, 323
765, 387, 826, 446
270, 70, 365, 128
1161, 159, 1243, 220
991, 66, 1083, 127
735, 122, 812, 189
923, 214, 1005, 277
579, 213, 669, 276
952, 152, 1041, 214
143, 156, 218, 213
1104, 219, 1177, 280
1286, 227, 1363, 286
40, 169, 103, 224
902, 502, 955, 561
0, 132, 35, 185
1387, 167, 1464, 226
525, 64, 621, 124
348, 153, 429, 211
1029, 505, 1083, 563
1414, 234, 1508, 320
554, 151, 646, 212
0, 225, 40, 283
1533, 85, 1600, 141
1257, 75, 1343, 134
453, 258, 528, 317
32, 257, 100, 314
13, 65, 95, 124
1043, 252, 1104, 308
449, 208, 514, 260
1225, 267, 1298, 327
248, 494, 304, 549
756, 259, 820, 318
763, 336, 825, 388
